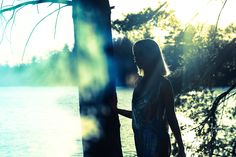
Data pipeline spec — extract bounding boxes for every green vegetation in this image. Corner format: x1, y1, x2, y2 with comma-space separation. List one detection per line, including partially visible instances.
175, 88, 236, 156
0, 3, 235, 156
0, 44, 74, 86
111, 6, 236, 91
2, 5, 235, 89
111, 5, 236, 156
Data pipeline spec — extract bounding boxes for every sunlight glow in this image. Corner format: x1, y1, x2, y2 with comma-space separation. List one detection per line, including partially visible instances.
80, 116, 100, 140
0, 0, 235, 65
110, 0, 165, 19
0, 4, 73, 65
4, 88, 83, 157
168, 0, 236, 28
176, 112, 201, 156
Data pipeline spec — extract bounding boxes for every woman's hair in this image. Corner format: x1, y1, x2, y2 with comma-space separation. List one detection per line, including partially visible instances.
132, 39, 170, 76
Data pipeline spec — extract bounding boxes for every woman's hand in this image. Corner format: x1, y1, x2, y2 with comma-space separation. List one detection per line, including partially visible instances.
115, 108, 132, 118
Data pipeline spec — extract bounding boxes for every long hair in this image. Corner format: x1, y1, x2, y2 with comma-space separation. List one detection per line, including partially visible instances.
132, 39, 170, 77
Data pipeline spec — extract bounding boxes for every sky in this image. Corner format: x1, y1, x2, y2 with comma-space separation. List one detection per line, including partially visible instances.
0, 0, 235, 65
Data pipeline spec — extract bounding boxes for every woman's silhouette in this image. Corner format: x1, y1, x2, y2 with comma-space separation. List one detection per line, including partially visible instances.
115, 39, 186, 157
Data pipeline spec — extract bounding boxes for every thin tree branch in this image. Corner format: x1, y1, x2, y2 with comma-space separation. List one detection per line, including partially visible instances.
54, 4, 60, 39
0, 11, 6, 22
214, 0, 228, 35
0, 0, 72, 14
37, 4, 39, 14
1, 0, 4, 9
0, 10, 15, 44
233, 139, 236, 156
48, 2, 54, 8
21, 4, 68, 61
191, 82, 236, 131
10, 7, 25, 44
11, 0, 16, 7
12, 0, 16, 5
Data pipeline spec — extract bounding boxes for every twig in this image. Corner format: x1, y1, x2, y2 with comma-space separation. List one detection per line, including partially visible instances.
191, 83, 236, 131
223, 91, 236, 102
47, 2, 54, 8
54, 4, 60, 39
21, 4, 69, 61
37, 4, 39, 14
0, 0, 72, 14
232, 139, 236, 156
1, 0, 4, 9
214, 0, 228, 34
190, 83, 236, 156
0, 10, 15, 44
0, 5, 7, 22
10, 7, 25, 44
11, 0, 16, 6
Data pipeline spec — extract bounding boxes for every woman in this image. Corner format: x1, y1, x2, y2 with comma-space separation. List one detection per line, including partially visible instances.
115, 39, 186, 157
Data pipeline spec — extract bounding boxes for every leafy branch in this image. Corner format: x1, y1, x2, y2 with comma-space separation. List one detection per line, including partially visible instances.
112, 2, 167, 34
194, 83, 236, 156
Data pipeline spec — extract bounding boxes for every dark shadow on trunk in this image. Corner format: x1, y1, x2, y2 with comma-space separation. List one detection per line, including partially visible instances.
72, 1, 123, 157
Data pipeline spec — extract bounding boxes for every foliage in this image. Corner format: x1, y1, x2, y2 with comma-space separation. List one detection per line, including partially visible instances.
165, 24, 236, 93
112, 2, 166, 32
174, 87, 236, 156
111, 3, 181, 42
112, 2, 236, 89
1, 1, 236, 156
111, 9, 236, 155
112, 23, 236, 90
0, 44, 74, 86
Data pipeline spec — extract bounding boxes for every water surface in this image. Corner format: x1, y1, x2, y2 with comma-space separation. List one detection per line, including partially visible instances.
0, 87, 136, 157
1, 87, 233, 157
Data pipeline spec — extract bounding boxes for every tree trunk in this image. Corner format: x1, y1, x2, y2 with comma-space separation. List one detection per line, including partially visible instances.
72, 0, 123, 157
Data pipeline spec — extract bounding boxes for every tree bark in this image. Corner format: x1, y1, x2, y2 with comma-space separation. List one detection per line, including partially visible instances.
72, 1, 123, 157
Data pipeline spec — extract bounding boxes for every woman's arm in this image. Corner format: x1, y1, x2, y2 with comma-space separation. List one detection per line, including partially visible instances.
110, 93, 132, 119
116, 108, 132, 119
109, 89, 132, 119
162, 79, 186, 156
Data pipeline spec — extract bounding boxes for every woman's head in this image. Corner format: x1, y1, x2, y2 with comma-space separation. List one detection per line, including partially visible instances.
132, 39, 169, 76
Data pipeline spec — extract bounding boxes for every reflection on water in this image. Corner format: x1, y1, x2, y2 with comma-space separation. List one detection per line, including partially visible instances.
0, 87, 137, 157
0, 87, 195, 157
117, 88, 136, 157
1, 87, 232, 157
0, 87, 83, 157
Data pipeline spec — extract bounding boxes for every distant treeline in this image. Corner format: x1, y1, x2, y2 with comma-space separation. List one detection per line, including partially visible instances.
114, 34, 236, 92
111, 6, 236, 92
0, 6, 235, 91
0, 33, 235, 88
0, 45, 74, 86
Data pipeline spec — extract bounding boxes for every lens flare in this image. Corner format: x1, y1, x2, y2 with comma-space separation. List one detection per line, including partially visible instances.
80, 115, 100, 139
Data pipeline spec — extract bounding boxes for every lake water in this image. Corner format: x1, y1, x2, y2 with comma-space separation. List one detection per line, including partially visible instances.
0, 87, 136, 157
0, 87, 234, 157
